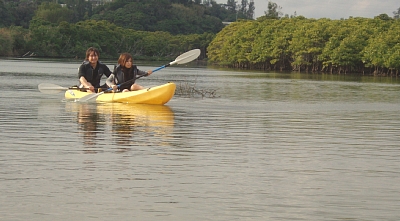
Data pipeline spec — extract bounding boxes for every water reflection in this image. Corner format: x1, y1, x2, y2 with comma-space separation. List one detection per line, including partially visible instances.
76, 104, 102, 147
66, 102, 174, 152
98, 103, 175, 147
63, 103, 105, 154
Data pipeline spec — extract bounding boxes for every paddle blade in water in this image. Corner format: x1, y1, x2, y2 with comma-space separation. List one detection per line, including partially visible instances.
38, 83, 69, 94
76, 91, 104, 102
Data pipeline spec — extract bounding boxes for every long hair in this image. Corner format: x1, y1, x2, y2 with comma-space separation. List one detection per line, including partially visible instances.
85, 47, 100, 60
117, 53, 133, 68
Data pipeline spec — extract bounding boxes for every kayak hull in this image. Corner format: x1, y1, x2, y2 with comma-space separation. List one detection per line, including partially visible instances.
65, 82, 176, 105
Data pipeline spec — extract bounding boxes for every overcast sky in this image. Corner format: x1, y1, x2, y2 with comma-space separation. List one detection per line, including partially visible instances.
216, 0, 400, 19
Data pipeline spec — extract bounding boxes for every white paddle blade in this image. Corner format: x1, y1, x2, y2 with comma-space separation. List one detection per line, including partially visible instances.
152, 49, 201, 72
38, 83, 69, 94
76, 91, 104, 102
173, 49, 201, 65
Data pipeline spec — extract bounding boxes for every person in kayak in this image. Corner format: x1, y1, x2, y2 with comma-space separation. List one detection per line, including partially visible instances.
78, 47, 112, 93
106, 53, 152, 92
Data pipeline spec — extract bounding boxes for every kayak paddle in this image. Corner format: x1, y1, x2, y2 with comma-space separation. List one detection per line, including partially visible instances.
38, 83, 69, 94
38, 83, 88, 94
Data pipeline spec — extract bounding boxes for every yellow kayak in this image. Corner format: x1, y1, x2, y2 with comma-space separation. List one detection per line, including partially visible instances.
64, 82, 176, 105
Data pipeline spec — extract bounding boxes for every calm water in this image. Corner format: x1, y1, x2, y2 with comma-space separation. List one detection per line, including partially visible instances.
1, 58, 400, 221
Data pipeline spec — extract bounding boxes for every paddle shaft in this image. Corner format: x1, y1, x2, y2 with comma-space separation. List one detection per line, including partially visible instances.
38, 83, 89, 94
152, 63, 171, 72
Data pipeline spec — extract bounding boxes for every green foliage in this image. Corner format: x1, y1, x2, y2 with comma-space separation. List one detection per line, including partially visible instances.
65, 0, 92, 22
27, 19, 63, 56
363, 20, 400, 72
73, 20, 124, 57
2, 0, 399, 76
9, 26, 29, 55
0, 0, 247, 59
374, 13, 392, 20
90, 0, 238, 34
0, 0, 14, 28
34, 2, 74, 24
0, 28, 13, 56
208, 16, 400, 75
21, 18, 209, 60
4, 0, 38, 28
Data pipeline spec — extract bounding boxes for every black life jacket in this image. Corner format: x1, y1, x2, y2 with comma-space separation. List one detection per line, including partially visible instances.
81, 61, 110, 87
113, 64, 138, 85
113, 65, 142, 91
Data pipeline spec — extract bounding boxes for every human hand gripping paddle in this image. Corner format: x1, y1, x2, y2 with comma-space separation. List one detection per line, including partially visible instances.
76, 49, 201, 102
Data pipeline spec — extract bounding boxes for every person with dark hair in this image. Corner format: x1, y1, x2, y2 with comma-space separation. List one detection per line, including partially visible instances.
78, 47, 112, 93
106, 53, 152, 92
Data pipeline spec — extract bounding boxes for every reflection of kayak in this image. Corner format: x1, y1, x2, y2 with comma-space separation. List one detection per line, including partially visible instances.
99, 103, 175, 137
66, 102, 174, 122
65, 102, 175, 147
64, 82, 176, 105
97, 102, 174, 127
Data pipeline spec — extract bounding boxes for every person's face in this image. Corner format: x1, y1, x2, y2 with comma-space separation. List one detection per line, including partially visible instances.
125, 59, 132, 68
88, 51, 98, 64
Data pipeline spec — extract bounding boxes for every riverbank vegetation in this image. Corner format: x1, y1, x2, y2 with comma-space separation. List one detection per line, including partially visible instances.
1, 0, 399, 76
0, 0, 253, 59
207, 15, 400, 75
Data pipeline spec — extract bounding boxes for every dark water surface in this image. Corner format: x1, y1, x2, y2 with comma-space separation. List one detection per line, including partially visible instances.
1, 59, 400, 221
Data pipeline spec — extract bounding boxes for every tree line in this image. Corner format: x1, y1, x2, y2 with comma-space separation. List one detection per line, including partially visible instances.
1, 0, 400, 76
0, 0, 254, 33
207, 16, 400, 75
0, 0, 254, 59
0, 19, 214, 59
